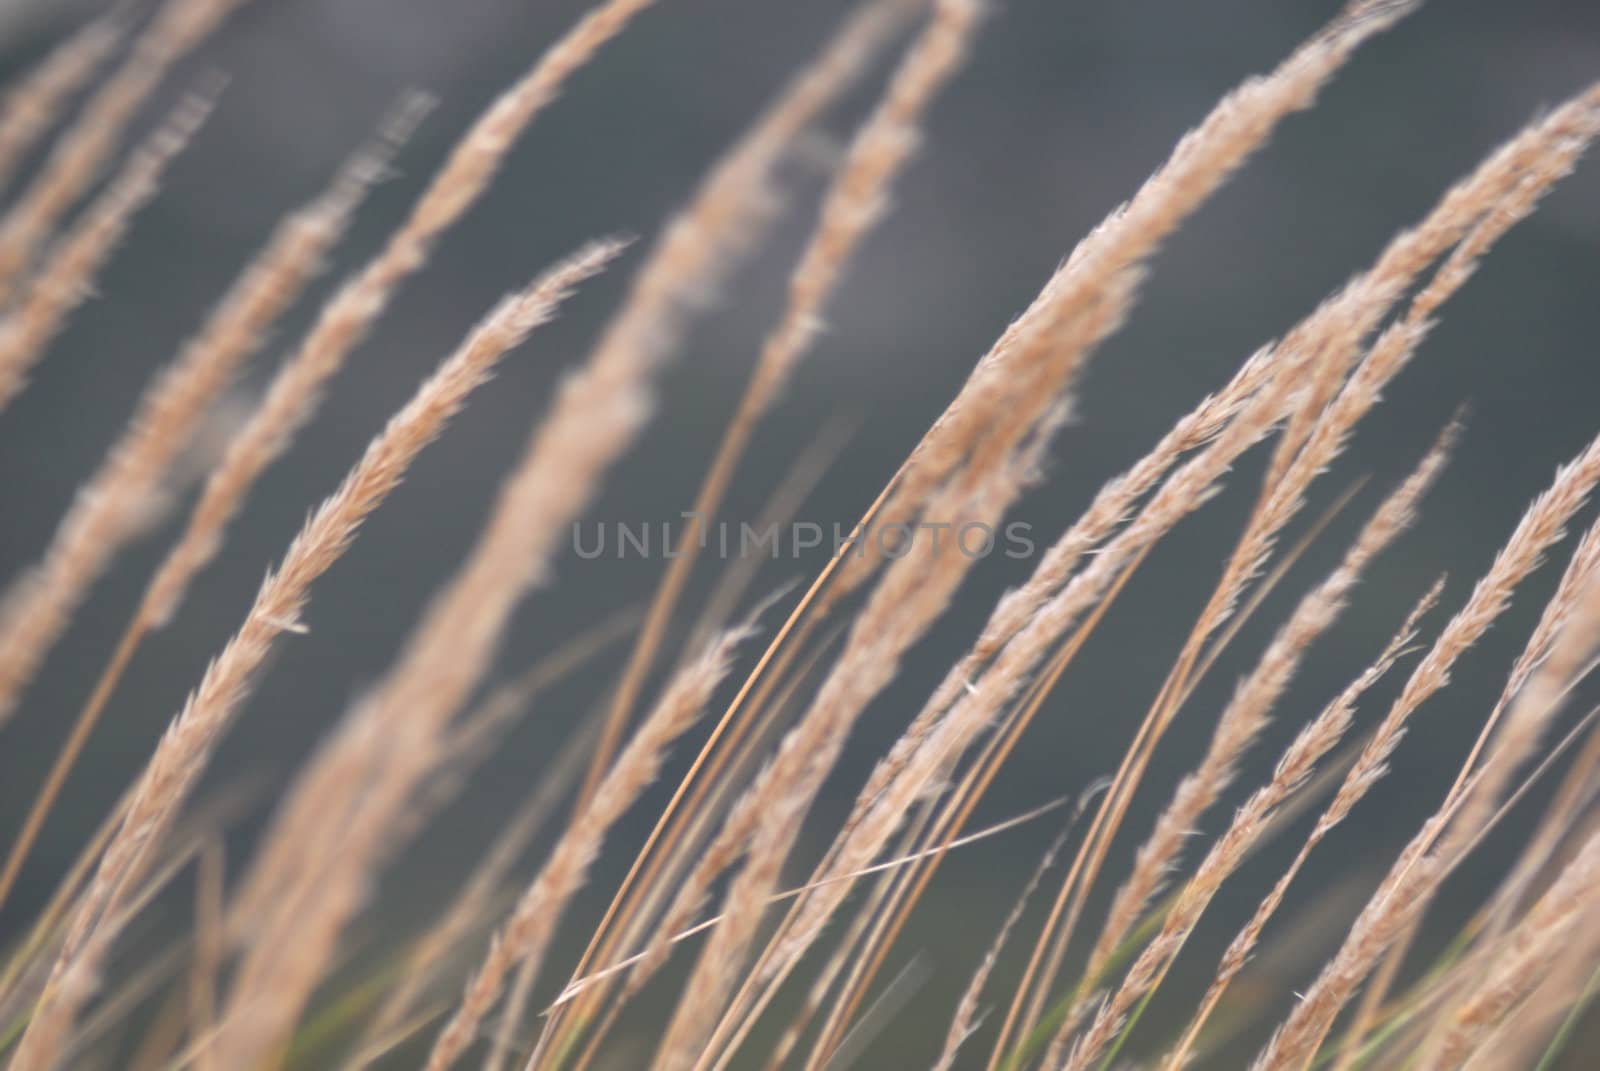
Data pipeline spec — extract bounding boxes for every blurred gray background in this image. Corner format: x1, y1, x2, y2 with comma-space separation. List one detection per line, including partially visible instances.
0, 0, 1598, 1066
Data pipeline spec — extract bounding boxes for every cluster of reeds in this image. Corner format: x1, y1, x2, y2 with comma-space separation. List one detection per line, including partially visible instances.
0, 0, 1597, 1067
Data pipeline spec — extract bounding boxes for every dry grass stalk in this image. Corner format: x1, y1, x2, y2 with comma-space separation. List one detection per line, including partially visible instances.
1344, 512, 1600, 1054
1296, 124, 1600, 1051
538, 805, 1062, 1014
549, 544, 864, 1064
933, 807, 1080, 1071
0, 102, 427, 923
652, 300, 1096, 1071
834, 344, 1277, 874
0, 779, 257, 1063
214, 0, 906, 1010
1422, 830, 1600, 1070
348, 696, 602, 1069
1451, 554, 1600, 839
554, 500, 883, 1057
510, 441, 846, 1070
1085, 422, 1456, 989
423, 626, 751, 1070
0, 87, 213, 416
335, 614, 636, 1069
0, 15, 123, 194
1061, 580, 1442, 1071
1030, 119, 1559, 1071
523, 634, 843, 1071
730, 809, 929, 1070
267, 25, 921, 1041
635, 0, 1407, 1009
432, 623, 835, 1071
168, 236, 629, 1066
137, 0, 657, 635
1153, 69, 1595, 715
649, 408, 1048, 1065
537, 0, 930, 988
1468, 570, 1600, 957
571, 489, 896, 1055
1163, 683, 1422, 1068
0, 0, 249, 305
1410, 507, 1600, 888
581, 0, 932, 810
1486, 507, 1600, 713
573, 0, 979, 1012
656, 102, 992, 1071
740, 363, 1315, 1069
565, 628, 846, 1071
736, 422, 1075, 1056
692, 415, 1086, 1067
647, 9, 992, 1060
815, 605, 1125, 1071
1008, 80, 1600, 1054
550, 0, 947, 1018
1463, 881, 1600, 1070
7, 240, 618, 1071
794, 798, 946, 1071
0, 6, 660, 957
1385, 567, 1600, 1067
753, 388, 1357, 1042
0, 94, 420, 730
945, 313, 1351, 1062
830, 0, 1421, 610
1250, 425, 1600, 1070
1455, 516, 1600, 839
54, 945, 188, 1070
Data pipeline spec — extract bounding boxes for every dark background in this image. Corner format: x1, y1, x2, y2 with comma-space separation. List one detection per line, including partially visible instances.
0, 0, 1597, 1066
